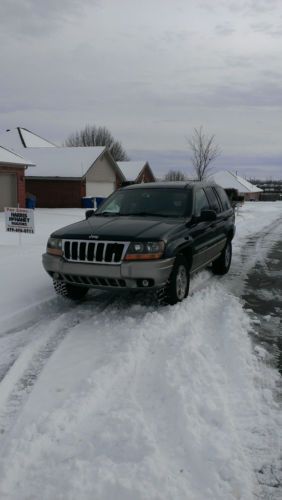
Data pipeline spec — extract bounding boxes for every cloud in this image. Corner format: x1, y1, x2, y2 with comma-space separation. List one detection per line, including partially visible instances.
200, 0, 280, 15
223, 55, 254, 69
260, 69, 282, 80
203, 83, 282, 108
161, 30, 191, 44
0, 0, 97, 38
215, 23, 236, 36
250, 21, 282, 37
244, 0, 280, 13
135, 79, 282, 111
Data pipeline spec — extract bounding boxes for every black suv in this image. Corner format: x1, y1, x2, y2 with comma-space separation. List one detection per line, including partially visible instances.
43, 182, 235, 305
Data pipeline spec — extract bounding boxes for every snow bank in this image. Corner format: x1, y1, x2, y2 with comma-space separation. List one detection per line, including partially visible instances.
0, 209, 84, 332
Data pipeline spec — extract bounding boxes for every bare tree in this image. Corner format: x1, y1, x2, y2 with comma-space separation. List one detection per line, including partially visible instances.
164, 170, 186, 181
188, 126, 220, 180
64, 125, 129, 161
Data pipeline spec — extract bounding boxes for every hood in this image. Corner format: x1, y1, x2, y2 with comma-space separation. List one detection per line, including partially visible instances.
51, 215, 186, 241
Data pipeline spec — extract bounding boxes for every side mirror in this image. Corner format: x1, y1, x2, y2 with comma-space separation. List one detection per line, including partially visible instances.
200, 209, 217, 221
85, 209, 95, 219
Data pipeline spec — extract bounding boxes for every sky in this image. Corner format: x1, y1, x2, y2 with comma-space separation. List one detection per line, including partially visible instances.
1, 0, 282, 179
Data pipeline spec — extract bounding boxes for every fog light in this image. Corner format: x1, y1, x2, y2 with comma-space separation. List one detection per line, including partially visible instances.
137, 279, 154, 288
53, 272, 60, 280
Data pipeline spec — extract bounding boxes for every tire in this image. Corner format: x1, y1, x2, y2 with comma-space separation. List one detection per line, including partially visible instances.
53, 280, 89, 300
212, 240, 232, 275
158, 255, 190, 306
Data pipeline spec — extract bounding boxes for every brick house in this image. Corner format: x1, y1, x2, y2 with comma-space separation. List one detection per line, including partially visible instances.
117, 161, 155, 184
0, 129, 157, 208
25, 147, 126, 208
0, 146, 35, 210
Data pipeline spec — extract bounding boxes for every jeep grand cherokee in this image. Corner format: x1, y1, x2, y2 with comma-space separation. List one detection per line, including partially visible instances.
43, 182, 235, 305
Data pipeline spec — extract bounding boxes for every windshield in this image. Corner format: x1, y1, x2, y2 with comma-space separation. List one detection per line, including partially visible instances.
95, 188, 192, 217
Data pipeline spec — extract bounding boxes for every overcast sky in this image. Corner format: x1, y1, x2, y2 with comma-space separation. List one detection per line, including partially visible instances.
1, 0, 282, 179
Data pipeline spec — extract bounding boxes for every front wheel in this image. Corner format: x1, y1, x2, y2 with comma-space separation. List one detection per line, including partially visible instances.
158, 255, 190, 305
212, 240, 232, 275
53, 280, 89, 300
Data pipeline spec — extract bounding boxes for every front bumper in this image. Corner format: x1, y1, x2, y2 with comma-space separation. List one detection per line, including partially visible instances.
42, 253, 175, 290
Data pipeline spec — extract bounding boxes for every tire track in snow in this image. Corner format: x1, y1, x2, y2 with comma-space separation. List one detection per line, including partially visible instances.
0, 298, 77, 384
0, 312, 79, 439
0, 289, 119, 383
0, 296, 72, 338
0, 293, 117, 442
224, 215, 282, 296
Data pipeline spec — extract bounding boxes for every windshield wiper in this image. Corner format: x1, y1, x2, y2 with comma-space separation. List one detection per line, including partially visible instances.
121, 212, 172, 217
95, 211, 177, 217
95, 212, 119, 217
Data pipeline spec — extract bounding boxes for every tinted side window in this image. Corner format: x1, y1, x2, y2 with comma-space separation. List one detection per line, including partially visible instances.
215, 187, 231, 211
205, 187, 221, 213
194, 189, 210, 217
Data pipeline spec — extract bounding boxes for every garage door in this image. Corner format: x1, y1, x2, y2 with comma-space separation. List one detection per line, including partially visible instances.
86, 181, 115, 198
0, 173, 17, 211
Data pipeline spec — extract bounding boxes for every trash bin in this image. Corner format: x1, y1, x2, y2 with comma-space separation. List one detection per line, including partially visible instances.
95, 197, 105, 209
26, 194, 36, 209
82, 197, 94, 208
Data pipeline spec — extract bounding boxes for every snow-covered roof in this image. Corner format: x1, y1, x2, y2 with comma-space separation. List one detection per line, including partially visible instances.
0, 145, 35, 166
0, 127, 56, 151
117, 161, 150, 181
209, 170, 263, 193
25, 146, 114, 178
20, 128, 56, 147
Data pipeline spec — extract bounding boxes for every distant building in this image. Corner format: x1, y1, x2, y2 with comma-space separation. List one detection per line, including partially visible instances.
0, 146, 35, 210
209, 170, 263, 201
117, 161, 155, 184
249, 179, 282, 201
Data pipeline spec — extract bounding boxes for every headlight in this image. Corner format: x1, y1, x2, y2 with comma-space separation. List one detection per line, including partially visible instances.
47, 237, 63, 256
125, 241, 165, 260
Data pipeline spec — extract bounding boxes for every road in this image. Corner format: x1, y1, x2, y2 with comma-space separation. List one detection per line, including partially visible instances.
243, 239, 282, 375
242, 234, 282, 499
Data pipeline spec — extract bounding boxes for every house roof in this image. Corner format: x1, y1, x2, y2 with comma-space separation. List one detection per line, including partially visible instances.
0, 127, 56, 151
117, 161, 151, 181
209, 170, 263, 193
0, 145, 35, 166
25, 146, 126, 181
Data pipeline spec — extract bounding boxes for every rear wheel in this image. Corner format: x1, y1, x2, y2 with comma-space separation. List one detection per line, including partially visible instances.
53, 280, 89, 300
212, 240, 232, 275
158, 255, 190, 305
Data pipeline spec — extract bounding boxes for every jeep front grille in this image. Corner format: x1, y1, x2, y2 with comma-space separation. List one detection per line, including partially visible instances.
63, 239, 129, 264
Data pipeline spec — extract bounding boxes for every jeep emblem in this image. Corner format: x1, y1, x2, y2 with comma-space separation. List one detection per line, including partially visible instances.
89, 234, 99, 239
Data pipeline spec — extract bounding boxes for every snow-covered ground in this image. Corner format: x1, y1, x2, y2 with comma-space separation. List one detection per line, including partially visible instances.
0, 203, 281, 500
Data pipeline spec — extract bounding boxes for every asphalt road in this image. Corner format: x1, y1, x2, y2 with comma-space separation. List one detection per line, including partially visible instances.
242, 229, 282, 498
243, 238, 282, 375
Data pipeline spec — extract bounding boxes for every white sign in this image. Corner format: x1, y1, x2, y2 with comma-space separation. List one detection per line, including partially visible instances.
4, 207, 35, 234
